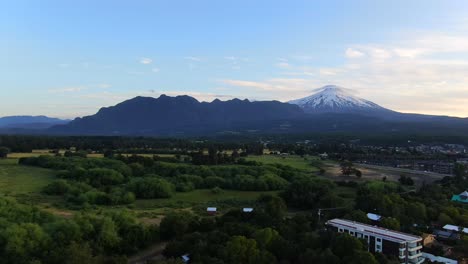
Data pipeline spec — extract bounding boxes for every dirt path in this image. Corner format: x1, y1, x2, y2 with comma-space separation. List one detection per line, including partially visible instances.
128, 242, 167, 264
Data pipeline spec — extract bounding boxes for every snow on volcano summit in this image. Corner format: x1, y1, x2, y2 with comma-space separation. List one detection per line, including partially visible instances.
289, 85, 389, 114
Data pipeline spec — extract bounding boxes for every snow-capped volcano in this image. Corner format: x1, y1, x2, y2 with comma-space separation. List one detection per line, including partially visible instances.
289, 85, 391, 114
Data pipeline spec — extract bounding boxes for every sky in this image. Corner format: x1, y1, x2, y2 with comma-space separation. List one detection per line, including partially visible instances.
2, 0, 468, 118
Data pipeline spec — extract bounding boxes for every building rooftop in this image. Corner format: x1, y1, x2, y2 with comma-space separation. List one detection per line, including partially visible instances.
367, 213, 382, 221
326, 218, 421, 243
443, 224, 468, 234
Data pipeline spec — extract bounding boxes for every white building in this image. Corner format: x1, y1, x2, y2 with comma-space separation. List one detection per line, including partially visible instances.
326, 219, 424, 264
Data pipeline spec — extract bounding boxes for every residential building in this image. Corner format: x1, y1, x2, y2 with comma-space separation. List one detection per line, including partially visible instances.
326, 218, 424, 264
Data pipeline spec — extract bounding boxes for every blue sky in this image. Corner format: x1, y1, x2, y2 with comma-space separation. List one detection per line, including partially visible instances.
2, 0, 468, 118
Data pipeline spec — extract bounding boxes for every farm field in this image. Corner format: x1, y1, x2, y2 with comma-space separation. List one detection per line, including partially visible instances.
0, 158, 56, 194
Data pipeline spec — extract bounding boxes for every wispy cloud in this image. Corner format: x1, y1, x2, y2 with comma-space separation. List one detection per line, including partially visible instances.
184, 56, 202, 62
139, 57, 153, 64
48, 86, 87, 93
345, 48, 365, 59
151, 68, 160, 73
224, 56, 249, 70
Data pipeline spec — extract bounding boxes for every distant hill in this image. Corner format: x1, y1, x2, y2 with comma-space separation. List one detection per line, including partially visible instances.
0, 116, 69, 129
51, 95, 304, 135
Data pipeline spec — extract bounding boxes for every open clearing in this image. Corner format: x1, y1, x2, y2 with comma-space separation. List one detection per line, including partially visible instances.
0, 158, 56, 194
322, 161, 448, 186
246, 155, 321, 172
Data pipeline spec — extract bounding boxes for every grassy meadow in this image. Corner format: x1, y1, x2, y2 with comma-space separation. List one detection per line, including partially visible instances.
0, 158, 56, 195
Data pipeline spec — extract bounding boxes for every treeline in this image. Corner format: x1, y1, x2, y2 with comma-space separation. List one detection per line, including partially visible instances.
0, 196, 158, 264
0, 135, 265, 154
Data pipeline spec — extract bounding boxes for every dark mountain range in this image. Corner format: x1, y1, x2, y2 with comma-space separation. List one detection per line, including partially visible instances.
3, 90, 466, 137
0, 116, 69, 129
51, 95, 304, 135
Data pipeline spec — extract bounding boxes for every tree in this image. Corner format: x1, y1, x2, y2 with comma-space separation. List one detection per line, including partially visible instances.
380, 217, 400, 230
253, 228, 280, 249
224, 236, 261, 264
64, 242, 97, 264
2, 223, 49, 261
0, 146, 10, 159
159, 212, 197, 240
332, 234, 365, 259
355, 169, 362, 178
344, 250, 378, 264
340, 160, 354, 176
128, 177, 174, 199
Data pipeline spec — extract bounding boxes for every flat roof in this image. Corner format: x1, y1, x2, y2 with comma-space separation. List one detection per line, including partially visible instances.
327, 218, 421, 243
443, 224, 468, 234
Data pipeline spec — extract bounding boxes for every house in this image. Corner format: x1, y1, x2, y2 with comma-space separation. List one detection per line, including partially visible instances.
326, 218, 424, 264
243, 208, 254, 213
207, 207, 217, 215
433, 229, 460, 241
442, 224, 468, 234
422, 252, 457, 264
451, 191, 468, 204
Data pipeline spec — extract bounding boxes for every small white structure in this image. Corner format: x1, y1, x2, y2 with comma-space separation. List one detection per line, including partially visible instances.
460, 190, 468, 199
442, 224, 468, 234
207, 207, 217, 214
422, 252, 457, 264
243, 208, 254, 213
367, 213, 382, 221
181, 254, 190, 263
318, 153, 329, 160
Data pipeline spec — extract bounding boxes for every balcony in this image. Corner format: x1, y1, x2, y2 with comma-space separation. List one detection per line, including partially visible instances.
407, 245, 422, 251
407, 251, 422, 259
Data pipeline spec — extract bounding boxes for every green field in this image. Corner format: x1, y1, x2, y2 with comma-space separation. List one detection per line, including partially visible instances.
0, 159, 56, 194
246, 155, 321, 172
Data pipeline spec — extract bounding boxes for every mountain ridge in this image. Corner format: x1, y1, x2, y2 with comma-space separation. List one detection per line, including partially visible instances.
0, 115, 69, 129
51, 95, 304, 135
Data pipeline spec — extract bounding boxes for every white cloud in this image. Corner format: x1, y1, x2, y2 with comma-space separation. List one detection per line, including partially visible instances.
184, 56, 202, 61
139, 57, 153, 64
345, 48, 364, 59
151, 68, 160, 73
219, 31, 468, 117
48, 86, 86, 93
